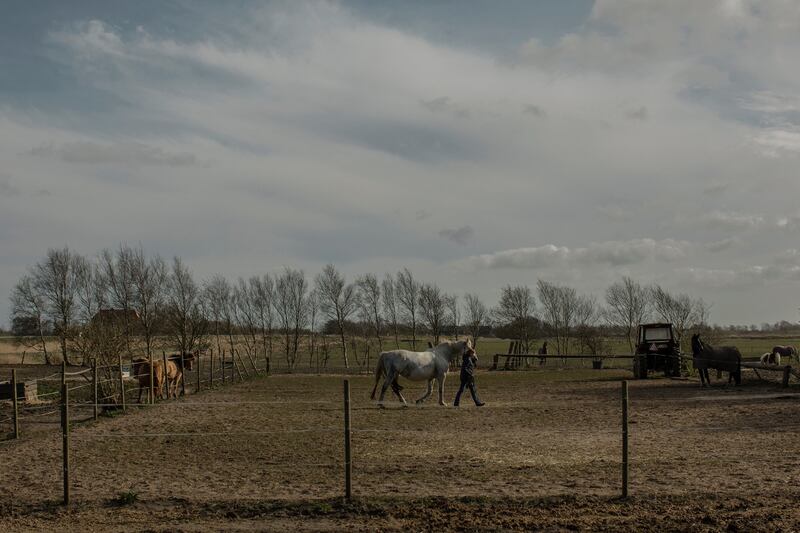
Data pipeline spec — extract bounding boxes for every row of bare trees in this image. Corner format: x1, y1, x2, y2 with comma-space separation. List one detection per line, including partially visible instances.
493, 277, 711, 356
10, 247, 713, 371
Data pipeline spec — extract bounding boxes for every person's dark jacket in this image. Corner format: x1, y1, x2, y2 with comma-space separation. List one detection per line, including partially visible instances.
460, 353, 478, 381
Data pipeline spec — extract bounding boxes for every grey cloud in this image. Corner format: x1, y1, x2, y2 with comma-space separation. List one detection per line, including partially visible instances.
626, 106, 648, 121
0, 177, 20, 197
702, 182, 730, 196
704, 238, 737, 253
420, 97, 470, 119
415, 209, 431, 221
29, 141, 197, 166
596, 204, 632, 221
522, 104, 546, 118
439, 225, 475, 245
466, 238, 687, 270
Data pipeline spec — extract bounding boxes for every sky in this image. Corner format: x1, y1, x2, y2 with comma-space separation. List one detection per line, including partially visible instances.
2, 0, 800, 327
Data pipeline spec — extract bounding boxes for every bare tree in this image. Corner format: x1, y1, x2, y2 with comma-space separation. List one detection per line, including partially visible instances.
130, 248, 167, 360
446, 294, 460, 340
307, 288, 319, 368
356, 273, 383, 352
98, 246, 137, 357
32, 247, 86, 364
274, 267, 308, 369
463, 293, 489, 349
493, 285, 535, 352
164, 257, 207, 355
573, 294, 607, 356
537, 280, 580, 356
251, 275, 275, 365
10, 275, 52, 364
396, 268, 420, 349
315, 264, 358, 368
605, 277, 650, 353
203, 275, 231, 358
419, 282, 447, 345
382, 274, 400, 348
650, 285, 700, 352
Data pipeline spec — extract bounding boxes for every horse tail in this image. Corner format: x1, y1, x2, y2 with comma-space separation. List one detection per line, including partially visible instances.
370, 353, 385, 400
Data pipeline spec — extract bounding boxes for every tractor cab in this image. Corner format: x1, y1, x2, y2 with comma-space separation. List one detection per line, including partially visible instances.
633, 323, 681, 378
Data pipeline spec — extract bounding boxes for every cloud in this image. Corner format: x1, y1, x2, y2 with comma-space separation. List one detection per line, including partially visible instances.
419, 96, 470, 119
596, 204, 632, 221
698, 211, 765, 231
439, 225, 475, 245
704, 238, 737, 253
522, 104, 546, 118
625, 106, 648, 121
466, 238, 688, 270
29, 141, 197, 166
0, 177, 20, 197
751, 127, 800, 158
701, 182, 730, 196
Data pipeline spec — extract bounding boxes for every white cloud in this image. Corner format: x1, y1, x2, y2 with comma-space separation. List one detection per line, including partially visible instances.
466, 238, 688, 270
698, 211, 765, 231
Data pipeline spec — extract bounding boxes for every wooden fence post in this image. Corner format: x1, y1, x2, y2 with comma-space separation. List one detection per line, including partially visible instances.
11, 369, 19, 439
92, 358, 98, 420
222, 350, 226, 385
162, 352, 169, 399
343, 379, 352, 501
209, 349, 214, 387
62, 360, 66, 386
621, 380, 629, 499
118, 354, 126, 412
180, 352, 187, 397
61, 383, 70, 506
196, 352, 201, 393
783, 366, 791, 388
149, 352, 155, 404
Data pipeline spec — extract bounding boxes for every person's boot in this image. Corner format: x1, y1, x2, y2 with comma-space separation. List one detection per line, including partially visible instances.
475, 401, 485, 407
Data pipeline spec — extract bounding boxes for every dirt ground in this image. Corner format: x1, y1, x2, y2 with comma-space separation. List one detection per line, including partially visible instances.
2, 369, 800, 531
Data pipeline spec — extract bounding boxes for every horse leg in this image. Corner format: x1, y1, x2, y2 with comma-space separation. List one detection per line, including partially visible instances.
416, 380, 433, 404
437, 375, 447, 406
378, 369, 396, 406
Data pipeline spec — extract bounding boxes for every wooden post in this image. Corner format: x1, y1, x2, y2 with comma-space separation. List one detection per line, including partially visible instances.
621, 380, 629, 499
221, 350, 226, 385
783, 366, 791, 388
209, 349, 214, 387
11, 369, 19, 439
62, 360, 67, 386
180, 352, 187, 397
243, 349, 259, 375
196, 352, 201, 393
234, 350, 250, 379
162, 352, 169, 399
92, 358, 98, 420
266, 355, 270, 374
149, 352, 155, 404
61, 383, 70, 505
118, 353, 126, 412
343, 379, 352, 501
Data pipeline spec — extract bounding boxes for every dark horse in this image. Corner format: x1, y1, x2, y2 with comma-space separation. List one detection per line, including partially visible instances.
772, 345, 797, 363
691, 334, 742, 387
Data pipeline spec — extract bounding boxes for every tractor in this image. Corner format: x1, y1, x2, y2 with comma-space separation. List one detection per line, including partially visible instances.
633, 323, 681, 378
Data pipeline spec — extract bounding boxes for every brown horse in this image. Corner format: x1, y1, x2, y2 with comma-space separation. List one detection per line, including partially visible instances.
132, 357, 165, 403
163, 352, 196, 399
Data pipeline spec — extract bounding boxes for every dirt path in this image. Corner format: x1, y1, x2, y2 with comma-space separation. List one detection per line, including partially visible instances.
1, 371, 799, 531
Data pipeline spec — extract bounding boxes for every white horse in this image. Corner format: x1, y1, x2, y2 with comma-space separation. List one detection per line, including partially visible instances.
370, 339, 475, 407
760, 352, 781, 365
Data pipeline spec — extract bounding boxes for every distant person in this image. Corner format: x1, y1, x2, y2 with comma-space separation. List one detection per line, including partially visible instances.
453, 348, 485, 407
537, 341, 548, 366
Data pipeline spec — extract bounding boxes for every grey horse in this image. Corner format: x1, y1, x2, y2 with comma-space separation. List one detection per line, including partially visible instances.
691, 334, 742, 387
